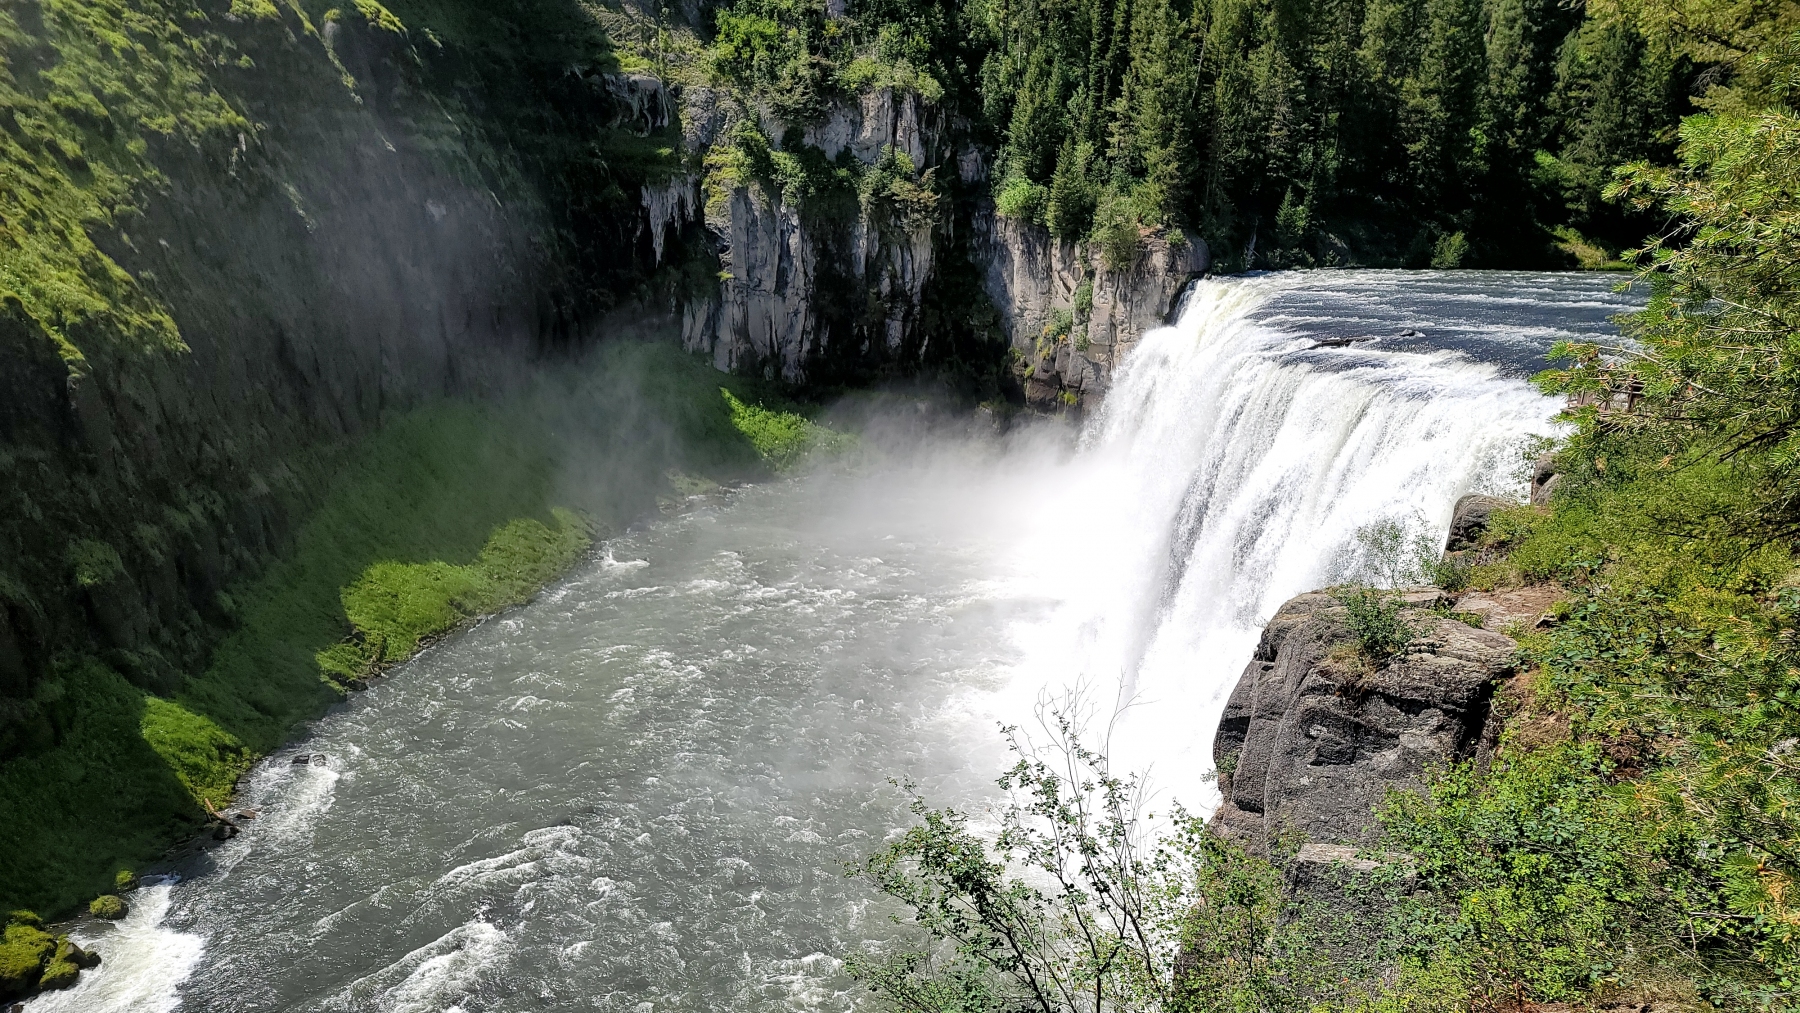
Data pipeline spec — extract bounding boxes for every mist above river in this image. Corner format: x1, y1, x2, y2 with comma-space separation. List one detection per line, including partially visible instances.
29, 270, 1639, 1013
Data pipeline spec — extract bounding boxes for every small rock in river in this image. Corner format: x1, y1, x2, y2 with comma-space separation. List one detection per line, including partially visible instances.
89, 894, 128, 920
291, 755, 309, 765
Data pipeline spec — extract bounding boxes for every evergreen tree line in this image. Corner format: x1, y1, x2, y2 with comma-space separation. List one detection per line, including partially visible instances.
705, 0, 1765, 268
970, 0, 1701, 267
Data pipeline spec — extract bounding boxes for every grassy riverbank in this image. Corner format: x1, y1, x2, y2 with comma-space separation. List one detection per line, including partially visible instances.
0, 341, 846, 919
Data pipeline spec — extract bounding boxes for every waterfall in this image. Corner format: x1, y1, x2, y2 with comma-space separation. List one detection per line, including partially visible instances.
994, 272, 1568, 812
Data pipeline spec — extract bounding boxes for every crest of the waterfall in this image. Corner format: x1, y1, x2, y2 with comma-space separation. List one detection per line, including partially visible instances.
992, 272, 1564, 816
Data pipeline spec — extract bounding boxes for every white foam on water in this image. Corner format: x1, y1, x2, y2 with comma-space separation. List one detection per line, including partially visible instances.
323, 920, 512, 1013
24, 881, 203, 1013
977, 272, 1562, 814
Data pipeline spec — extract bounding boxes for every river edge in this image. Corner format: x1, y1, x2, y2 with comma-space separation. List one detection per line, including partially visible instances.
0, 344, 864, 1005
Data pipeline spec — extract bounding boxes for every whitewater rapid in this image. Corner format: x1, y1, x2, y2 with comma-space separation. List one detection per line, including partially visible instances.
27, 270, 1636, 1012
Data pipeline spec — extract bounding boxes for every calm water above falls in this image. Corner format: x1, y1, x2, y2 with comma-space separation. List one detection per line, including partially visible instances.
30, 270, 1639, 1013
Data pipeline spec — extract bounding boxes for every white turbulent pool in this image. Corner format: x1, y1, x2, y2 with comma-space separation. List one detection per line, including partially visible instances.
30, 270, 1638, 1013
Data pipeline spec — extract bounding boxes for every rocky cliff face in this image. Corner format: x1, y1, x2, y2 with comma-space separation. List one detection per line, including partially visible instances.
0, 6, 663, 756
1212, 497, 1565, 856
976, 215, 1206, 409
1212, 589, 1517, 853
645, 86, 1206, 398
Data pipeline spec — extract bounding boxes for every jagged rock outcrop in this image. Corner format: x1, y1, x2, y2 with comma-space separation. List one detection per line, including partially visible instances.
1530, 453, 1562, 506
652, 84, 1204, 393
1212, 589, 1517, 853
667, 87, 946, 381
976, 214, 1206, 409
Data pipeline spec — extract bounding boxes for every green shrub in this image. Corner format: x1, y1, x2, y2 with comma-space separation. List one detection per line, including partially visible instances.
1430, 231, 1470, 269
65, 540, 123, 589
1333, 586, 1415, 663
994, 174, 1048, 222
1091, 185, 1144, 268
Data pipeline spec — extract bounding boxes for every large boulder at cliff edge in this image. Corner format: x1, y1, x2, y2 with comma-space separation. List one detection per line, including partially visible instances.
1211, 589, 1516, 853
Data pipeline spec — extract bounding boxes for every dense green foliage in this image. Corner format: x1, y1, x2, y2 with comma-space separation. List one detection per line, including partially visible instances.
695, 0, 1751, 266
964, 0, 1692, 265
1352, 34, 1800, 1010
722, 388, 856, 469
0, 911, 58, 1001
315, 510, 593, 684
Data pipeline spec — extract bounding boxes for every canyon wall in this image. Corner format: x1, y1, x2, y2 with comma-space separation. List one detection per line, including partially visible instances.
641, 86, 1207, 404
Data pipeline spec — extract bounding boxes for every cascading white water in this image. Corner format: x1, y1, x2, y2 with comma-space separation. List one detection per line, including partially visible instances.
992, 272, 1575, 811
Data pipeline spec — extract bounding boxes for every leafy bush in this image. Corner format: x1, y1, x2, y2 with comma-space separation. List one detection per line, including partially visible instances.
1347, 515, 1452, 589
853, 706, 1315, 1013
1544, 109, 1800, 531
994, 174, 1048, 222
1091, 185, 1145, 269
1430, 231, 1470, 269
86, 894, 125, 920
1332, 586, 1416, 664
65, 540, 123, 590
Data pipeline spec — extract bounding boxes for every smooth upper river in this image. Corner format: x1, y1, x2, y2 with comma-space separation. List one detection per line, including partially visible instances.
31, 270, 1639, 1013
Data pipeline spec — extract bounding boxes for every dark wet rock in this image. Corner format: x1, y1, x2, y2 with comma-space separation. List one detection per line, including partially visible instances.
1530, 453, 1561, 507
59, 938, 99, 970
1310, 335, 1376, 349
1212, 589, 1516, 854
1445, 494, 1515, 552
291, 754, 310, 765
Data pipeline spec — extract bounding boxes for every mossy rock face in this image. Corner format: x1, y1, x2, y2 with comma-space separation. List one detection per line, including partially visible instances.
35, 953, 79, 991
56, 937, 99, 970
87, 894, 127, 920
33, 937, 98, 991
0, 921, 56, 999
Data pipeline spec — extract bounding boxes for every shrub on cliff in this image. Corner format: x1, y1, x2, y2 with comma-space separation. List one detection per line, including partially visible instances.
1363, 108, 1800, 1008
1332, 587, 1416, 665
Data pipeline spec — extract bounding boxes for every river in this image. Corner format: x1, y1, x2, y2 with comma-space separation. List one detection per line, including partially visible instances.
28, 269, 1638, 1013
